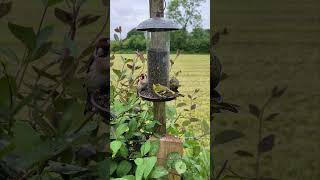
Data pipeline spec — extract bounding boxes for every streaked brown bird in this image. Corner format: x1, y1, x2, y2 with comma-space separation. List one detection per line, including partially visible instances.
84, 38, 110, 115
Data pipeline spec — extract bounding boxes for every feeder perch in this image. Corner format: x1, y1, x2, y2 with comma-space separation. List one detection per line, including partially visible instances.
136, 16, 180, 102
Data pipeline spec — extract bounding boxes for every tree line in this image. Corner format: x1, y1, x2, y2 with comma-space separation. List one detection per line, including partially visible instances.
111, 28, 210, 54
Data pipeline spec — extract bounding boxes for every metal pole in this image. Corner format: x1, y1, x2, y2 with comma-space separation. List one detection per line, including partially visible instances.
149, 0, 166, 135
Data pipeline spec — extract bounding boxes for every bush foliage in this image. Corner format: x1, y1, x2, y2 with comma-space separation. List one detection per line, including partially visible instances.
111, 28, 210, 54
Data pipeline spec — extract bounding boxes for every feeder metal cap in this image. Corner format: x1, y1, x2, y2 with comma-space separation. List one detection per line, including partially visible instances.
136, 17, 180, 32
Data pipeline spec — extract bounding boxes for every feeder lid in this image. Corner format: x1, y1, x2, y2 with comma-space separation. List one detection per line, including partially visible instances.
136, 17, 180, 32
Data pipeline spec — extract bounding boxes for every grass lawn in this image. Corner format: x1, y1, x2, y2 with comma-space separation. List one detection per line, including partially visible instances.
212, 0, 320, 179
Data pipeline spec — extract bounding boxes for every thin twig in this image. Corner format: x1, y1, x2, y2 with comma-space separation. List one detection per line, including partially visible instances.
255, 97, 273, 180
37, 5, 48, 34
216, 160, 228, 179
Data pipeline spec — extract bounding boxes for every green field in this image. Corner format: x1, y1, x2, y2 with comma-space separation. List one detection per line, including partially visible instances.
212, 0, 320, 179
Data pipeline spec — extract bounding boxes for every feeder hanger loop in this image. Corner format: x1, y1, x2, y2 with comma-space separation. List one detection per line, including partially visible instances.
155, 0, 167, 17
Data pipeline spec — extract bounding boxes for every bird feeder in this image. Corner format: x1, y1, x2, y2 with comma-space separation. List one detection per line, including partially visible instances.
136, 15, 180, 102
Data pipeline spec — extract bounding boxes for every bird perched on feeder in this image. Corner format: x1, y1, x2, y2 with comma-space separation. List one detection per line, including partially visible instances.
169, 76, 180, 93
153, 83, 176, 98
169, 76, 184, 97
84, 38, 110, 115
137, 73, 148, 93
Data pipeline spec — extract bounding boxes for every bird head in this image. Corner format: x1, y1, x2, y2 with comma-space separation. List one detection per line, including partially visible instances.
139, 73, 147, 81
94, 38, 110, 58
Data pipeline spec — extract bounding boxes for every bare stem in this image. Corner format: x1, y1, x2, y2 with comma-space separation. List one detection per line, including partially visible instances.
37, 5, 48, 34
255, 96, 273, 180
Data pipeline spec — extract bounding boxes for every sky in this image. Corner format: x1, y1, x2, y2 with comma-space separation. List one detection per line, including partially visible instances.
110, 0, 210, 39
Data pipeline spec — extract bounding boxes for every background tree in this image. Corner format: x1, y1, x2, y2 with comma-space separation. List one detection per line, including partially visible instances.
166, 0, 205, 30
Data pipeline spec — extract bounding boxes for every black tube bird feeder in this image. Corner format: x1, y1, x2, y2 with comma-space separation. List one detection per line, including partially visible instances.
136, 11, 180, 102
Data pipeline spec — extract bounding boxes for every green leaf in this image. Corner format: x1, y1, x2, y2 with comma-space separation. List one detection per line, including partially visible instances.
47, 161, 87, 175
112, 69, 122, 78
134, 158, 144, 166
32, 42, 53, 61
249, 104, 260, 118
97, 160, 108, 178
0, 2, 12, 18
114, 34, 119, 41
143, 156, 157, 179
150, 166, 168, 179
272, 86, 287, 98
18, 121, 96, 169
116, 160, 132, 177
201, 120, 209, 134
8, 22, 36, 51
77, 14, 101, 28
177, 102, 186, 107
121, 175, 135, 180
110, 161, 118, 175
59, 102, 85, 134
119, 144, 129, 158
116, 123, 128, 137
182, 121, 190, 126
111, 140, 122, 157
265, 113, 280, 121
134, 158, 145, 180
110, 160, 117, 175
166, 152, 181, 169
0, 47, 19, 63
234, 150, 254, 158
54, 8, 73, 25
140, 140, 151, 156
41, 0, 64, 7
36, 26, 54, 47
190, 118, 200, 122
149, 139, 160, 156
13, 121, 42, 154
0, 141, 15, 159
175, 160, 187, 174
259, 134, 275, 153
214, 129, 244, 145
79, 45, 95, 60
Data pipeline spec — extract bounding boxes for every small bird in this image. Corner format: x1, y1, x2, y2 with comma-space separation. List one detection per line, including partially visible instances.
137, 73, 148, 93
85, 38, 110, 115
169, 76, 180, 93
153, 84, 176, 98
169, 77, 184, 97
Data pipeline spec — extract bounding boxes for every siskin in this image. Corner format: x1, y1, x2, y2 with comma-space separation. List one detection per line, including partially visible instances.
152, 83, 176, 98
169, 76, 180, 92
169, 77, 184, 97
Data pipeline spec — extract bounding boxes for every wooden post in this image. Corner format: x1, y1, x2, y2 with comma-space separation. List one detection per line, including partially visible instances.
149, 0, 166, 135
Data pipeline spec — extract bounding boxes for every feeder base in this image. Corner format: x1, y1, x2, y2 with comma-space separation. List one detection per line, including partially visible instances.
138, 88, 177, 102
